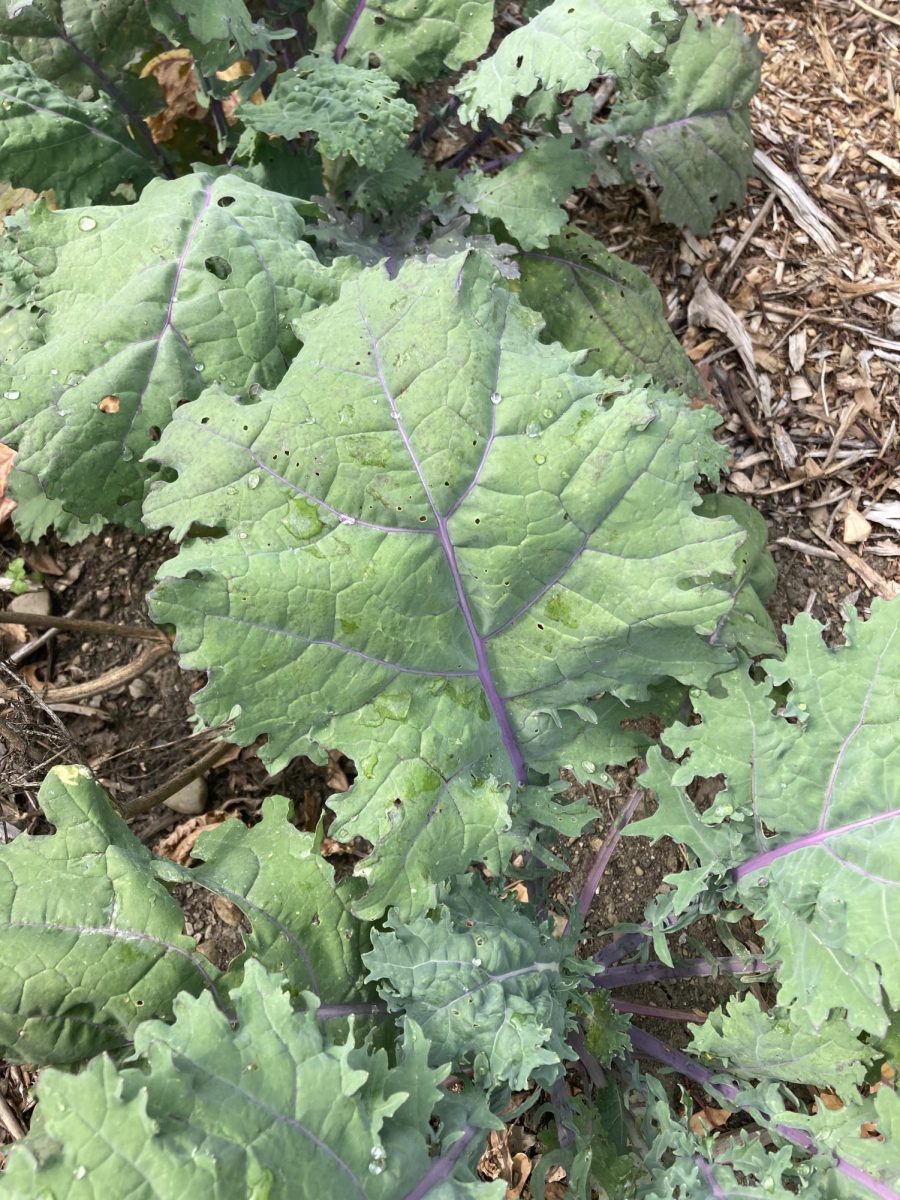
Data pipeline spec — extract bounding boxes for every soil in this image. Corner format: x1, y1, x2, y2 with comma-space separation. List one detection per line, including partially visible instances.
1, 0, 898, 1183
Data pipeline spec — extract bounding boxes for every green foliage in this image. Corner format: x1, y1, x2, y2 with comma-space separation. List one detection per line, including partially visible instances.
455, 138, 593, 250
0, 766, 219, 1065
604, 16, 762, 233
3, 961, 500, 1199
364, 877, 582, 1090
454, 0, 681, 123
143, 252, 751, 915
515, 226, 704, 397
309, 0, 495, 83
0, 54, 154, 204
237, 55, 417, 170
0, 172, 347, 537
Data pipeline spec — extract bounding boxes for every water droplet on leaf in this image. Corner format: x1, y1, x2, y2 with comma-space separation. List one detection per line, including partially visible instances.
533, 454, 546, 465
77, 216, 97, 232
194, 363, 205, 372
525, 422, 539, 438
490, 391, 502, 405
582, 760, 596, 773
247, 474, 260, 489
3, 390, 20, 401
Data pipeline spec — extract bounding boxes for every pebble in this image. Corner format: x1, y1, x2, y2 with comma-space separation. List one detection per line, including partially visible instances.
8, 588, 52, 616
164, 777, 208, 815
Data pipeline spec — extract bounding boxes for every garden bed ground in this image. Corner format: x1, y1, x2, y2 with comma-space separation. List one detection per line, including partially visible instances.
0, 0, 898, 1188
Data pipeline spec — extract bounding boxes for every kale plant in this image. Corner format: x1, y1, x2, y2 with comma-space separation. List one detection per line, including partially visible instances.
1, 2, 897, 1197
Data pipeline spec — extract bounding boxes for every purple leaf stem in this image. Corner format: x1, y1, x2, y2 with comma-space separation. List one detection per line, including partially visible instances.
446, 126, 494, 171
58, 30, 171, 175
613, 999, 705, 1023
399, 1123, 481, 1200
595, 954, 771, 990
630, 1028, 900, 1200
412, 97, 461, 149
695, 1155, 727, 1199
734, 807, 900, 881
550, 1078, 577, 1149
593, 929, 651, 967
568, 789, 642, 932
334, 0, 367, 62
315, 1002, 387, 1020
569, 1029, 606, 1088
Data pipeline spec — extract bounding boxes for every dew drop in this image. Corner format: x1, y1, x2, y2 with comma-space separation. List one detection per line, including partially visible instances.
225, 486, 237, 495
3, 390, 20, 401
65, 372, 86, 386
541, 407, 553, 419
339, 515, 356, 525
525, 422, 539, 438
74, 1166, 87, 1180
370, 1147, 386, 1162
490, 391, 502, 405
238, 531, 248, 539
248, 381, 262, 398
194, 363, 205, 373
77, 216, 97, 232
49, 368, 59, 376
471, 957, 482, 967
533, 453, 546, 465
368, 1163, 384, 1176
582, 760, 596, 774
247, 473, 260, 489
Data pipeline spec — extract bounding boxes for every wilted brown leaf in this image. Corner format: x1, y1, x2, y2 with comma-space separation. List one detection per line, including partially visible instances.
154, 809, 231, 865
141, 49, 208, 144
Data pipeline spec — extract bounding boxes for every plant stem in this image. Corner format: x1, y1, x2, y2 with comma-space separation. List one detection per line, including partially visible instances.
568, 789, 642, 932
612, 999, 705, 1023
446, 126, 494, 170
315, 1002, 386, 1020
399, 1123, 481, 1200
334, 0, 367, 62
596, 954, 771, 990
569, 1029, 606, 1088
57, 31, 172, 175
412, 97, 461, 149
695, 1155, 728, 1199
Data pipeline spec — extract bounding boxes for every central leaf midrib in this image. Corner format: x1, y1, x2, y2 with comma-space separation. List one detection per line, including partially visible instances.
361, 307, 528, 786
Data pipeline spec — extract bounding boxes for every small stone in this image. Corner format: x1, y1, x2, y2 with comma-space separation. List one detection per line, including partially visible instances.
164, 777, 207, 815
128, 678, 150, 699
8, 588, 52, 617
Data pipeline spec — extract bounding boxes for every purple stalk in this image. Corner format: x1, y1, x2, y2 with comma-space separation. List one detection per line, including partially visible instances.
315, 1002, 387, 1020
734, 807, 900, 881
612, 999, 704, 1023
695, 1156, 728, 1199
550, 1078, 577, 1149
399, 1124, 481, 1200
445, 127, 494, 170
630, 1028, 900, 1200
58, 30, 171, 174
568, 789, 642, 932
593, 930, 651, 967
412, 97, 461, 149
569, 1030, 606, 1088
595, 955, 771, 990
334, 0, 367, 62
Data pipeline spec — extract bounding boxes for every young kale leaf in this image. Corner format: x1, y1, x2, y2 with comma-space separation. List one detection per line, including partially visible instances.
310, 0, 495, 83
632, 599, 900, 1036
236, 56, 418, 172
604, 16, 762, 234
454, 0, 681, 124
